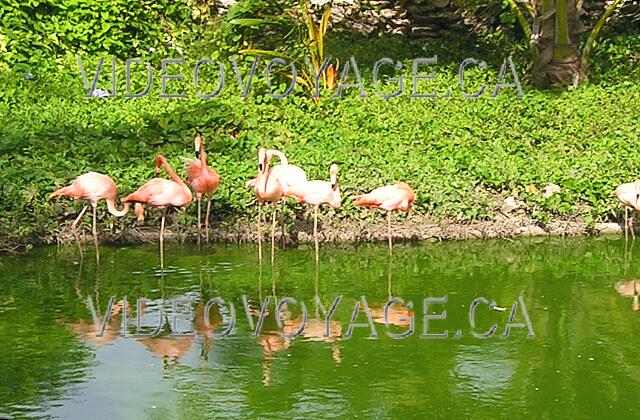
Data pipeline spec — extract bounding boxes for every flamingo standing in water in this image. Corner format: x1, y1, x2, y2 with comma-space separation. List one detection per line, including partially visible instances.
50, 171, 130, 260
267, 149, 307, 248
613, 181, 640, 240
184, 133, 220, 245
246, 148, 307, 262
287, 164, 342, 263
352, 182, 415, 255
123, 156, 192, 267
248, 148, 283, 263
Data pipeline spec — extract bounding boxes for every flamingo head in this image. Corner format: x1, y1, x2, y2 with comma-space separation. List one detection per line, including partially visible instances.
330, 164, 339, 190
258, 148, 268, 174
194, 133, 203, 159
398, 182, 416, 211
155, 155, 166, 174
134, 203, 145, 224
330, 188, 342, 209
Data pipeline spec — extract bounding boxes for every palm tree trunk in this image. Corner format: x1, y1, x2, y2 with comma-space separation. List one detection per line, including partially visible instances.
531, 0, 583, 86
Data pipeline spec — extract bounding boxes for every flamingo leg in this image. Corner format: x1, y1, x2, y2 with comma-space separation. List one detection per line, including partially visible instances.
271, 202, 277, 265
160, 208, 166, 269
72, 205, 89, 231
387, 256, 392, 299
257, 203, 263, 262
92, 203, 99, 262
280, 200, 285, 249
205, 195, 212, 244
314, 205, 319, 264
625, 207, 629, 241
71, 205, 88, 258
631, 210, 636, 240
197, 194, 202, 247
387, 210, 393, 256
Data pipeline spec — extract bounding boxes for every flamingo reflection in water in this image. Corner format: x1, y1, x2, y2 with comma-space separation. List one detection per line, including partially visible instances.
282, 267, 343, 363
259, 331, 292, 386
69, 262, 131, 346
368, 256, 415, 329
283, 318, 342, 363
69, 298, 131, 347
259, 316, 342, 386
615, 279, 640, 311
257, 268, 291, 386
136, 298, 221, 367
368, 304, 414, 328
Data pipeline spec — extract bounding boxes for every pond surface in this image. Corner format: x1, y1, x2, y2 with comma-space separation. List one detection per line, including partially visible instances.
1, 238, 640, 418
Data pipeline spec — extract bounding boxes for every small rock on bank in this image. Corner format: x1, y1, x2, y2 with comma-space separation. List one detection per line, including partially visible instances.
595, 223, 622, 234
515, 225, 548, 237
543, 184, 561, 198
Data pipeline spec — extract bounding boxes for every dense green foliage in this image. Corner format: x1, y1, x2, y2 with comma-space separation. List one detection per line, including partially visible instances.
0, 0, 206, 71
0, 1, 639, 248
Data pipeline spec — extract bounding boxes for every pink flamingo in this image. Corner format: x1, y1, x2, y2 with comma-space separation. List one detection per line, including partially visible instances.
50, 171, 130, 260
287, 164, 341, 263
352, 182, 416, 255
123, 155, 192, 267
246, 148, 307, 244
613, 180, 640, 240
249, 148, 284, 263
247, 148, 307, 262
267, 149, 307, 247
184, 133, 220, 245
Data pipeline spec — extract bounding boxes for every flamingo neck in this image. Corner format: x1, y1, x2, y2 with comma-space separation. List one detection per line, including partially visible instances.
199, 143, 207, 167
258, 167, 271, 196
330, 172, 337, 191
270, 150, 289, 188
271, 150, 288, 166
106, 198, 130, 217
160, 158, 187, 187
330, 186, 342, 208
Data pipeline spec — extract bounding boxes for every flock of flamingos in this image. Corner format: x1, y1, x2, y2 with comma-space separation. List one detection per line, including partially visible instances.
50, 134, 415, 264
50, 133, 640, 265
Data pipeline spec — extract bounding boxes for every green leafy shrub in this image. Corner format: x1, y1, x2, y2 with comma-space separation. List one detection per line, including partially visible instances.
0, 0, 196, 71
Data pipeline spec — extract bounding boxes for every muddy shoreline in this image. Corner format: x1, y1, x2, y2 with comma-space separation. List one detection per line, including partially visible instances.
41, 212, 628, 248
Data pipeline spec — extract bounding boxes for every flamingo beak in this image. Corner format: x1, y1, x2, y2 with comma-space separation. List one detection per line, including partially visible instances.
260, 156, 269, 173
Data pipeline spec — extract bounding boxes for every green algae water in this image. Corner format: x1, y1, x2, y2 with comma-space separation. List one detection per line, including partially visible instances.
2, 238, 640, 418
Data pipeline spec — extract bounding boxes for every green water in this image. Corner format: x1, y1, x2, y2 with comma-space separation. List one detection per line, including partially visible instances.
1, 238, 640, 418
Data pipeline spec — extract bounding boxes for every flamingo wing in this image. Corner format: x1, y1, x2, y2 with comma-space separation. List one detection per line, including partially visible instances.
184, 159, 202, 183
271, 164, 307, 190
124, 178, 191, 207
50, 171, 116, 203
288, 180, 340, 207
352, 183, 414, 211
